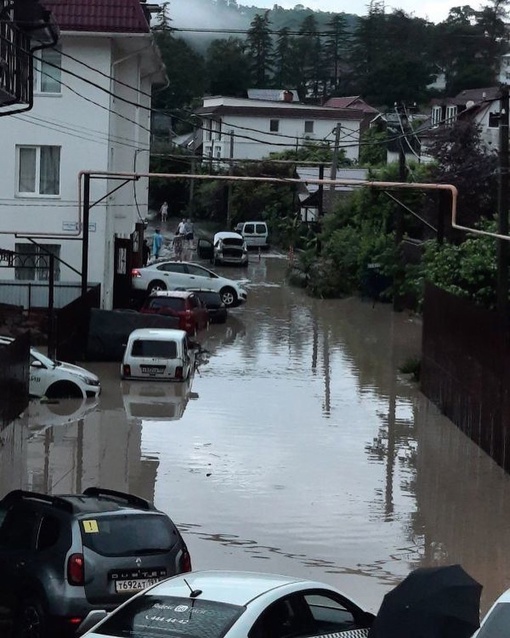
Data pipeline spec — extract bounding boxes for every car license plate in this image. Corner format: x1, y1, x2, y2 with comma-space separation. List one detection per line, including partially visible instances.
115, 578, 161, 593
140, 365, 165, 375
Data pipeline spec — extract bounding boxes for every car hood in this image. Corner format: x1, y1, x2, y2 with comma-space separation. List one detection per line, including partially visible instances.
56, 360, 99, 382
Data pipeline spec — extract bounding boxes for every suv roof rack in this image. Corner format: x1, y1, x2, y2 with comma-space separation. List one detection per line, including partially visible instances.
83, 487, 153, 511
1, 489, 75, 513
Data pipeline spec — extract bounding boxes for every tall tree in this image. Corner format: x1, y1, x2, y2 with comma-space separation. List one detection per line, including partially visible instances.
205, 38, 251, 96
274, 27, 295, 88
296, 14, 325, 99
324, 14, 349, 94
246, 12, 273, 87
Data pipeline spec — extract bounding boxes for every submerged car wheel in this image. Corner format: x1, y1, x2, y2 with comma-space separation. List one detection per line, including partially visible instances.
45, 381, 83, 400
15, 598, 47, 638
220, 287, 237, 307
148, 280, 167, 294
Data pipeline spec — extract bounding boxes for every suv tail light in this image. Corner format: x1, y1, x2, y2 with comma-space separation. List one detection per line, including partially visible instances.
175, 366, 183, 380
122, 364, 131, 377
131, 268, 141, 278
67, 553, 85, 586
180, 547, 192, 573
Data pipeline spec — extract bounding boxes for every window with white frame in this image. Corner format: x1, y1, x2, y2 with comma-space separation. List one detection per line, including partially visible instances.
304, 120, 314, 133
445, 105, 457, 124
431, 106, 442, 126
34, 47, 61, 93
14, 244, 61, 281
17, 146, 61, 196
270, 119, 279, 132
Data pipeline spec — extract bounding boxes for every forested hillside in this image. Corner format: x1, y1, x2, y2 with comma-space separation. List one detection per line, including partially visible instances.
153, 0, 507, 123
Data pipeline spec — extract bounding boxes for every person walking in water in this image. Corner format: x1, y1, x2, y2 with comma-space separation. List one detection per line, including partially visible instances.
160, 201, 168, 223
152, 228, 163, 260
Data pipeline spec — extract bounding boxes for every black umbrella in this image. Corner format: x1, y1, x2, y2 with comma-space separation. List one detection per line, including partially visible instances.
368, 564, 482, 638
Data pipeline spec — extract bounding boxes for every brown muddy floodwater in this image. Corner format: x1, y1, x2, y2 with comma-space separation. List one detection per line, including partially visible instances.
1, 255, 510, 614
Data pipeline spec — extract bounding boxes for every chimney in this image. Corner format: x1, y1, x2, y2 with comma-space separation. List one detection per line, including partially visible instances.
282, 90, 293, 103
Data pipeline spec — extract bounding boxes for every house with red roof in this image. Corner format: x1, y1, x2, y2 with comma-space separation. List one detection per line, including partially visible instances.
196, 93, 367, 164
0, 0, 166, 309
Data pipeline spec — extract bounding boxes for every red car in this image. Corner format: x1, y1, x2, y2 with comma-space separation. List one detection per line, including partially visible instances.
139, 290, 209, 336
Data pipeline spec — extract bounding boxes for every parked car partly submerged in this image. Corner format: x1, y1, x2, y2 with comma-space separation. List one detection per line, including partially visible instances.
79, 570, 375, 637
187, 288, 228, 324
197, 231, 248, 266
131, 260, 249, 307
121, 328, 195, 382
139, 290, 209, 336
0, 336, 100, 399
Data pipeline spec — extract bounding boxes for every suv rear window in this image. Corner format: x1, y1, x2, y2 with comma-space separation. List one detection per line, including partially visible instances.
131, 340, 178, 358
196, 291, 220, 304
147, 298, 185, 312
94, 594, 244, 638
80, 514, 177, 556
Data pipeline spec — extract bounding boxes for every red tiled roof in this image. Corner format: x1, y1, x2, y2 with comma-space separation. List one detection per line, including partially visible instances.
324, 96, 379, 114
40, 0, 150, 34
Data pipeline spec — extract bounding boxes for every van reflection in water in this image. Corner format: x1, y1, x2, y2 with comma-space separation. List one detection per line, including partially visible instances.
121, 378, 198, 422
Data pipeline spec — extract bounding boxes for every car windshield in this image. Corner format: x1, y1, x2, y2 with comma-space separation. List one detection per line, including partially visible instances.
131, 340, 178, 358
93, 594, 244, 638
477, 604, 510, 637
79, 514, 177, 557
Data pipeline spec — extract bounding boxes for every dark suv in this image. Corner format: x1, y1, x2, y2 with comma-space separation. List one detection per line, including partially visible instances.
0, 487, 191, 638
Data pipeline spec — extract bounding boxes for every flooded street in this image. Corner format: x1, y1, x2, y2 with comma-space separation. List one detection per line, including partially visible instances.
2, 256, 510, 614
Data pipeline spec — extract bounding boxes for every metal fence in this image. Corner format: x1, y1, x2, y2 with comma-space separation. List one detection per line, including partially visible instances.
421, 283, 510, 471
0, 281, 98, 310
0, 332, 29, 429
56, 285, 101, 363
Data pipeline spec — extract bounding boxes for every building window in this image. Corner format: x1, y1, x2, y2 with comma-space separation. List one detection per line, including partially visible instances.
489, 112, 500, 128
445, 105, 457, 124
34, 47, 61, 93
270, 119, 279, 132
304, 121, 314, 133
431, 106, 442, 126
17, 146, 61, 196
14, 244, 61, 281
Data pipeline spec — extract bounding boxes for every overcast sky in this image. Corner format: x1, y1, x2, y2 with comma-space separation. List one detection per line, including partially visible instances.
240, 0, 482, 24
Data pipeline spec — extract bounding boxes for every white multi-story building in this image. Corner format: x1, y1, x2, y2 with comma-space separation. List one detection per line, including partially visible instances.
196, 94, 366, 164
0, 0, 165, 309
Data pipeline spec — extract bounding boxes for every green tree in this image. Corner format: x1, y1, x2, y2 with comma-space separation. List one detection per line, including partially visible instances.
426, 118, 498, 231
274, 27, 296, 88
296, 14, 325, 99
324, 14, 349, 94
205, 38, 251, 96
247, 12, 273, 87
358, 127, 387, 166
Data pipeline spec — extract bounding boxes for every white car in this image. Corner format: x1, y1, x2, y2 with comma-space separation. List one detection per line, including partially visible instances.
472, 587, 510, 637
131, 260, 249, 307
0, 336, 100, 399
79, 570, 375, 637
212, 231, 249, 266
121, 328, 195, 382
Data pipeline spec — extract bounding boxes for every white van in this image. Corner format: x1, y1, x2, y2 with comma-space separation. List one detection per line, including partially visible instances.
235, 221, 269, 249
121, 328, 194, 381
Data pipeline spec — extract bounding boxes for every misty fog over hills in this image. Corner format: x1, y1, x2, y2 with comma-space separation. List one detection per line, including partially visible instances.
167, 0, 357, 51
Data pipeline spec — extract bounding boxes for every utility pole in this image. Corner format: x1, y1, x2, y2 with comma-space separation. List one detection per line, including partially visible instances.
226, 131, 234, 229
393, 104, 407, 311
497, 84, 509, 314
330, 124, 341, 190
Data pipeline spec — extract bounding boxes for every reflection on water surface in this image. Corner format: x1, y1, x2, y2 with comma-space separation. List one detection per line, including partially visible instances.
2, 257, 510, 613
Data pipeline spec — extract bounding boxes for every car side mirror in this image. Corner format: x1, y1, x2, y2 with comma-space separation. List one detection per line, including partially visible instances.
30, 360, 44, 368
